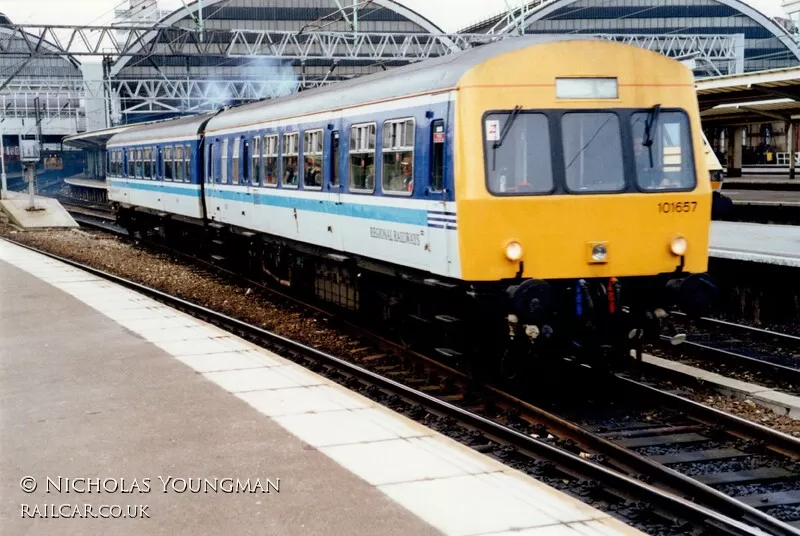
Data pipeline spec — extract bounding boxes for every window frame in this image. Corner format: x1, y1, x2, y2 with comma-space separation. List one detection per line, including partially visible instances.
221, 138, 229, 184
175, 145, 185, 183
303, 129, 324, 190
381, 118, 415, 197
629, 108, 697, 194
348, 122, 377, 194
331, 130, 340, 187
184, 144, 191, 183
263, 134, 279, 187
252, 136, 262, 186
136, 149, 143, 179
430, 120, 445, 193
282, 132, 299, 189
561, 111, 626, 195
481, 110, 556, 197
232, 137, 240, 185
164, 146, 173, 181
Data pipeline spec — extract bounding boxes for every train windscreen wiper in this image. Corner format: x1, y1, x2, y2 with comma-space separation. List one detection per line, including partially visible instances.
642, 104, 661, 168
492, 105, 523, 171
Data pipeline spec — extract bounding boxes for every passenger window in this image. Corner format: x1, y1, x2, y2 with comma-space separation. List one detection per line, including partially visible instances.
252, 137, 261, 186
165, 147, 173, 180
485, 113, 553, 195
282, 133, 299, 188
303, 129, 323, 189
136, 149, 143, 178
177, 146, 186, 183
631, 111, 696, 191
232, 138, 240, 185
562, 112, 624, 193
221, 138, 229, 184
431, 120, 445, 192
263, 135, 278, 186
143, 148, 151, 179
184, 145, 191, 183
349, 123, 376, 192
382, 119, 414, 195
331, 131, 340, 187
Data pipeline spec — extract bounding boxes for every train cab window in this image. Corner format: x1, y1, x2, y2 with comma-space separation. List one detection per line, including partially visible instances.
164, 146, 173, 180
382, 119, 414, 195
282, 133, 299, 188
303, 129, 323, 189
630, 111, 695, 191
252, 137, 262, 186
331, 131, 340, 187
232, 138, 240, 185
562, 112, 624, 193
485, 112, 552, 195
263, 135, 278, 186
221, 138, 229, 184
349, 123, 376, 193
184, 145, 191, 183
430, 121, 445, 192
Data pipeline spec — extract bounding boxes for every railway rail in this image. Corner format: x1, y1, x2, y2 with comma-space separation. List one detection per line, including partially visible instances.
654, 311, 800, 391
6, 228, 800, 534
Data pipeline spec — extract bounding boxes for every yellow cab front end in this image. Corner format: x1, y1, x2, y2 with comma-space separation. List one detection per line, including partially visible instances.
454, 39, 719, 347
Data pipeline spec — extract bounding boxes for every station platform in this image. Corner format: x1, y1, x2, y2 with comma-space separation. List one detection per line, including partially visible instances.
709, 221, 800, 267
63, 175, 108, 203
0, 239, 641, 536
63, 176, 108, 189
722, 189, 800, 207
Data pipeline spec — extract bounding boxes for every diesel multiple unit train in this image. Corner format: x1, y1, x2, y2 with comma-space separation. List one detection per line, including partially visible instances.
106, 35, 718, 374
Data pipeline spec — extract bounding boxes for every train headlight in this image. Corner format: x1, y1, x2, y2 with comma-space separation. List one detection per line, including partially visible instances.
591, 244, 608, 262
587, 242, 609, 264
505, 241, 523, 261
670, 236, 688, 256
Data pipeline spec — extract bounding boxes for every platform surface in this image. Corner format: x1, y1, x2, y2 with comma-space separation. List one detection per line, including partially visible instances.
722, 189, 800, 207
64, 176, 108, 189
0, 239, 641, 536
0, 191, 78, 229
709, 221, 800, 267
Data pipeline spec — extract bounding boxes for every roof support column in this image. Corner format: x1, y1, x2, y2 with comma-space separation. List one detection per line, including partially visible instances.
788, 121, 797, 180
727, 126, 742, 178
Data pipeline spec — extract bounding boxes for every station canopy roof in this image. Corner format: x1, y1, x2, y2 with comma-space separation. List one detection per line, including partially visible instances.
697, 66, 800, 124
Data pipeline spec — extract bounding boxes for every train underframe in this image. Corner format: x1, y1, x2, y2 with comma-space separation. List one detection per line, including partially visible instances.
117, 206, 719, 378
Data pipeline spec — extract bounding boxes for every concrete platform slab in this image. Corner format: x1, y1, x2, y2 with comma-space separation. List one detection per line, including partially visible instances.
0, 191, 77, 229
722, 189, 800, 207
709, 221, 800, 267
64, 176, 108, 189
643, 354, 800, 419
0, 239, 642, 536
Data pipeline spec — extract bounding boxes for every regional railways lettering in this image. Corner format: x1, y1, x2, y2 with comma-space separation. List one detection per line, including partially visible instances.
369, 227, 421, 246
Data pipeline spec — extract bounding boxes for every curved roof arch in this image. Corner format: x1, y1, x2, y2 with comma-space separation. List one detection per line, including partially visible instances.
111, 0, 447, 77
491, 0, 800, 71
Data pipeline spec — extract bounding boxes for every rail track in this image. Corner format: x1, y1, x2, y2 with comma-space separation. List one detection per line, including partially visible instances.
7, 228, 800, 534
652, 311, 800, 392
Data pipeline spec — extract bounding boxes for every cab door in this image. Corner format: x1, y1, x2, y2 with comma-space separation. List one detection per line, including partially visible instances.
425, 120, 454, 276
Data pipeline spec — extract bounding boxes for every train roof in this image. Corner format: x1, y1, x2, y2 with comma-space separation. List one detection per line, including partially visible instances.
108, 113, 215, 147
205, 34, 596, 134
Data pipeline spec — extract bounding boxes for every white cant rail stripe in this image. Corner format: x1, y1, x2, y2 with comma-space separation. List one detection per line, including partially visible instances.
0, 239, 641, 536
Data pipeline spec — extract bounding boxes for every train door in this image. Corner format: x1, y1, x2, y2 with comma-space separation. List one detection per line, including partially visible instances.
425, 120, 453, 276
206, 140, 220, 222
326, 129, 344, 250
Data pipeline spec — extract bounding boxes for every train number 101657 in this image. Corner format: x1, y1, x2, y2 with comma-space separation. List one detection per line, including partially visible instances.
657, 201, 697, 214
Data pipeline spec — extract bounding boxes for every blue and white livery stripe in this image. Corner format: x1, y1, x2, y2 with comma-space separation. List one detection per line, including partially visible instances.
427, 210, 457, 231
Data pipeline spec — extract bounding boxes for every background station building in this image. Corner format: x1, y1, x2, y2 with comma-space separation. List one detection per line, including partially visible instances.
5, 0, 800, 181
